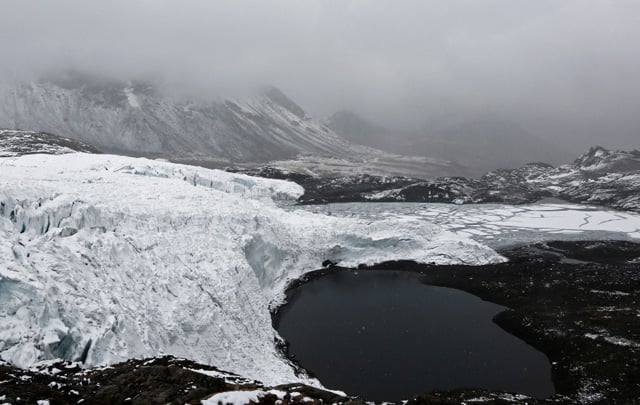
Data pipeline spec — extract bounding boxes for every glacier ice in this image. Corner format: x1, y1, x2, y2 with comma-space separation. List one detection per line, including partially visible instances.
0, 153, 503, 385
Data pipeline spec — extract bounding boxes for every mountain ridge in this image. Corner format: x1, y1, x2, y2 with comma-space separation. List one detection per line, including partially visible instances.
0, 73, 464, 178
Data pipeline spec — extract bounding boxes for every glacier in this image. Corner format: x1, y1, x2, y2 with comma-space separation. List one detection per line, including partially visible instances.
0, 153, 502, 385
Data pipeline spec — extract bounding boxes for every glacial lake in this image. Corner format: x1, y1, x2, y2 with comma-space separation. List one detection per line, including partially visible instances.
274, 270, 555, 401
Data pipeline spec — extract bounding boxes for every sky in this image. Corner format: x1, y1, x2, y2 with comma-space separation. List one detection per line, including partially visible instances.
1, 0, 639, 150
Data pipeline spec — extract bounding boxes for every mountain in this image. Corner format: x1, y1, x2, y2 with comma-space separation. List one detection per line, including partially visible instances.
246, 146, 640, 212
0, 72, 463, 178
0, 129, 99, 157
573, 145, 640, 172
0, 72, 346, 162
326, 111, 573, 175
324, 110, 392, 150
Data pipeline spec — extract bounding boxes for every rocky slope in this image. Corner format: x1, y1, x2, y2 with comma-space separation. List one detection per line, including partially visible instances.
243, 146, 640, 212
0, 129, 99, 157
0, 356, 352, 405
0, 73, 460, 178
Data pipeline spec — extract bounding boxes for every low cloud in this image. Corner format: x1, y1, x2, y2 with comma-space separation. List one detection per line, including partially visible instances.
1, 0, 639, 151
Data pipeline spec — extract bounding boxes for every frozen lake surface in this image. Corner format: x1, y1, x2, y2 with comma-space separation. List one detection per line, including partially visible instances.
301, 202, 640, 247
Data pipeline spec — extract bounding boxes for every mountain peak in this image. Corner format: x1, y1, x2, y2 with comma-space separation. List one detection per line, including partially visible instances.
574, 145, 611, 166
574, 145, 640, 172
262, 86, 306, 119
587, 145, 609, 156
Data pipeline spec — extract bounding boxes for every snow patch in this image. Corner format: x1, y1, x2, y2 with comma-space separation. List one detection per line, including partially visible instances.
202, 389, 287, 405
590, 290, 630, 297
585, 333, 640, 348
124, 87, 140, 108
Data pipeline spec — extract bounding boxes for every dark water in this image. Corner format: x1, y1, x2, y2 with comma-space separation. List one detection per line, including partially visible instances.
275, 270, 555, 401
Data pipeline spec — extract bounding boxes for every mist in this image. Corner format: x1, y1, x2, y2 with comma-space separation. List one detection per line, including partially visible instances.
2, 0, 639, 153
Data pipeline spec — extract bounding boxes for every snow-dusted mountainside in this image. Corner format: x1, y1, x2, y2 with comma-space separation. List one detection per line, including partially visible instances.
572, 146, 640, 172
0, 129, 99, 157
0, 152, 501, 385
0, 73, 460, 178
0, 76, 345, 161
482, 146, 640, 211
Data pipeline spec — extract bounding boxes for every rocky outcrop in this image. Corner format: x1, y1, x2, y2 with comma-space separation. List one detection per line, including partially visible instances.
0, 356, 351, 404
242, 147, 640, 212
0, 129, 99, 157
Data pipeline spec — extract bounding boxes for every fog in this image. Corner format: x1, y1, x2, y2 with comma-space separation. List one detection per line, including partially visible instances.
2, 0, 639, 152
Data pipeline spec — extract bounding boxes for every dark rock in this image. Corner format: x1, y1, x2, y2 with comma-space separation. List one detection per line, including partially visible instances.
0, 129, 100, 157
235, 146, 640, 213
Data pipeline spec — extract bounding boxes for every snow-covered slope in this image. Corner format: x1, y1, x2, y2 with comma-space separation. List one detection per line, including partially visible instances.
0, 76, 345, 161
0, 73, 459, 178
0, 153, 500, 385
